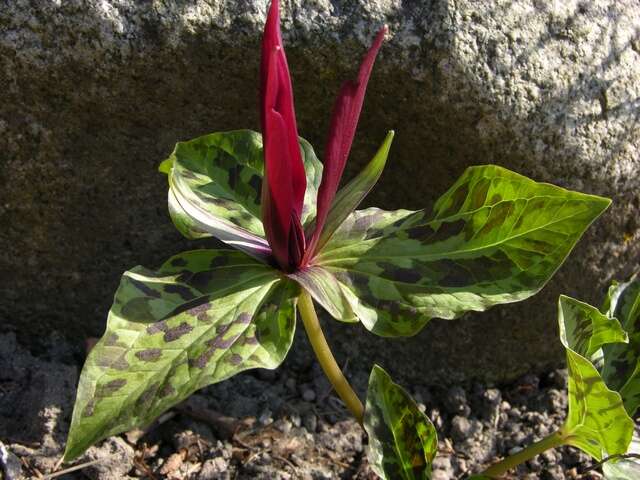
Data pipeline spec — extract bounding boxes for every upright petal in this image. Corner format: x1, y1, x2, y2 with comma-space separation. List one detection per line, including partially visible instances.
260, 1, 307, 271
305, 26, 387, 262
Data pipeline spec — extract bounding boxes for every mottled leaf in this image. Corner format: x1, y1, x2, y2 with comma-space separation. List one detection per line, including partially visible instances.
309, 165, 610, 336
364, 364, 438, 480
557, 295, 633, 460
289, 265, 358, 323
600, 274, 640, 415
64, 249, 297, 460
305, 131, 394, 259
161, 130, 322, 259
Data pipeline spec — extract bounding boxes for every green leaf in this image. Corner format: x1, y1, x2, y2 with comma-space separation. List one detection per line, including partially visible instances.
364, 364, 438, 480
306, 131, 394, 253
557, 295, 633, 460
600, 274, 640, 415
162, 130, 322, 258
289, 265, 358, 323
64, 249, 297, 461
306, 165, 610, 336
603, 432, 640, 480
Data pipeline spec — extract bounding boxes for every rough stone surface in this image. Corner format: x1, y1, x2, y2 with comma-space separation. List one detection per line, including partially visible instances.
1, 1, 639, 383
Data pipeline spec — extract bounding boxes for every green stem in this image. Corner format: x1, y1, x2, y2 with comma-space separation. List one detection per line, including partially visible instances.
298, 289, 365, 424
481, 431, 564, 478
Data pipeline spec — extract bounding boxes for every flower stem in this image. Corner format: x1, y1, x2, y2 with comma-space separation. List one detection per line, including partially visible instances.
481, 431, 564, 477
298, 289, 365, 423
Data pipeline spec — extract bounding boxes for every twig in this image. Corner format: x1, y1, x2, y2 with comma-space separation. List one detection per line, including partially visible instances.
52, 456, 64, 472
273, 454, 298, 474
133, 455, 158, 480
324, 453, 351, 469
42, 459, 102, 479
232, 435, 255, 452
2, 438, 41, 449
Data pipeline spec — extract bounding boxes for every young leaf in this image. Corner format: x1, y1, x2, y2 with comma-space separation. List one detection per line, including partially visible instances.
161, 130, 322, 258
557, 295, 634, 460
289, 265, 358, 323
307, 165, 610, 336
64, 249, 297, 461
364, 364, 438, 480
304, 131, 394, 259
600, 274, 640, 415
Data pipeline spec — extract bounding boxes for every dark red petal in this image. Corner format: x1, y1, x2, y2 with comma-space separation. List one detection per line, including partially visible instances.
305, 26, 387, 260
260, 1, 307, 271
260, 0, 282, 131
263, 108, 305, 272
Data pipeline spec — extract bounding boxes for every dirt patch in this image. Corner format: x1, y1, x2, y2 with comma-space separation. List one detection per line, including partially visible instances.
1, 332, 636, 479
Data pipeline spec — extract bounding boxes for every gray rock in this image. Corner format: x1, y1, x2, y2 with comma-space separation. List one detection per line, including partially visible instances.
199, 457, 230, 480
444, 386, 471, 416
481, 388, 502, 423
82, 437, 135, 480
542, 464, 566, 480
301, 388, 316, 403
451, 416, 474, 442
302, 412, 317, 433
0, 441, 22, 480
1, 0, 639, 384
432, 453, 454, 479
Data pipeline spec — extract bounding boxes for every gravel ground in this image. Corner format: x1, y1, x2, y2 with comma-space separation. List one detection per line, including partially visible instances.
1, 330, 636, 480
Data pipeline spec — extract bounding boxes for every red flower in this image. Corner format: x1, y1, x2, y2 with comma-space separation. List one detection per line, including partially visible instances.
260, 0, 385, 272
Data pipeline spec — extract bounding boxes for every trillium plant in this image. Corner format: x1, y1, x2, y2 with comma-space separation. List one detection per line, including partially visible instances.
65, 2, 636, 478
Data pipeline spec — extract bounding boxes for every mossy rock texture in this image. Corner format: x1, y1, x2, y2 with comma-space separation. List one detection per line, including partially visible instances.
1, 0, 639, 384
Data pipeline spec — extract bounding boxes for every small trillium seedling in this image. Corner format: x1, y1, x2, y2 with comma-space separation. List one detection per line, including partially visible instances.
65, 1, 622, 478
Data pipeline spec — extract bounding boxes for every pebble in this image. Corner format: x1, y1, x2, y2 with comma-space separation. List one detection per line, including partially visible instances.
541, 449, 559, 464
199, 457, 229, 479
302, 388, 316, 402
451, 416, 472, 442
509, 446, 524, 455
542, 464, 566, 480
285, 377, 297, 392
545, 388, 567, 412
431, 470, 451, 480
444, 386, 471, 416
303, 412, 318, 432
429, 407, 444, 430
82, 437, 135, 480
275, 418, 293, 434
258, 410, 273, 426
290, 412, 302, 428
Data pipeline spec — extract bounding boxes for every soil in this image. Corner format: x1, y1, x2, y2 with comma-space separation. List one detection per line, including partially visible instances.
1, 330, 637, 480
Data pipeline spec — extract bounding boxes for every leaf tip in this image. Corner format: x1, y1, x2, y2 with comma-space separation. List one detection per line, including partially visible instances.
158, 157, 173, 175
